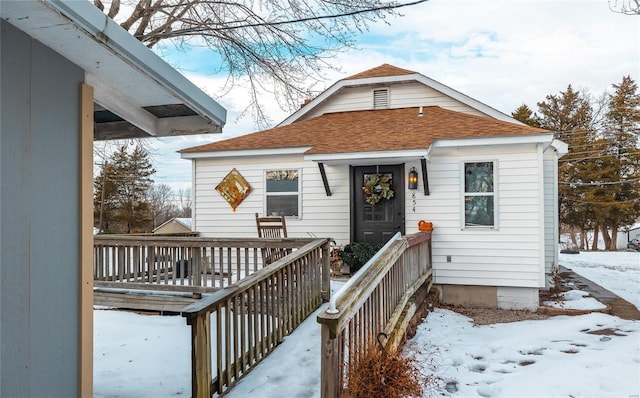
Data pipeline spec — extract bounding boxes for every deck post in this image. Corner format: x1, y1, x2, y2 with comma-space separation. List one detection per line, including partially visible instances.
320, 324, 341, 398
192, 247, 203, 299
189, 312, 212, 398
321, 242, 331, 302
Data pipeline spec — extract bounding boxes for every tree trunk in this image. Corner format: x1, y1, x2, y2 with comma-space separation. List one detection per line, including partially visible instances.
609, 227, 619, 251
591, 227, 599, 251
570, 231, 578, 249
600, 225, 611, 251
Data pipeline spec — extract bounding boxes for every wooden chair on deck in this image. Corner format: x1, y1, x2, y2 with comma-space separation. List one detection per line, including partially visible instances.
256, 212, 290, 265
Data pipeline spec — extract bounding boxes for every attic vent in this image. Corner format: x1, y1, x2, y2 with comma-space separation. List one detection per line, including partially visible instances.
373, 88, 389, 109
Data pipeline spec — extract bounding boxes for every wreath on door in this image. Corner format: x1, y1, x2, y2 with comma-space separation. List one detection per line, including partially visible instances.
362, 174, 394, 205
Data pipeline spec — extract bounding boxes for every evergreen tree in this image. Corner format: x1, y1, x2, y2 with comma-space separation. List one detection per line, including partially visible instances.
511, 104, 541, 127
537, 85, 597, 242
93, 144, 156, 233
595, 76, 640, 249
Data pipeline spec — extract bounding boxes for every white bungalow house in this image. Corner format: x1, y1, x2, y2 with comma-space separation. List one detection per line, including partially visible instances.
180, 64, 568, 311
1, 1, 225, 396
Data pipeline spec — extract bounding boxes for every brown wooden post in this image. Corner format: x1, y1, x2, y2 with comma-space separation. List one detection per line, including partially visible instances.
79, 83, 94, 398
321, 241, 331, 302
320, 324, 341, 398
189, 312, 212, 398
193, 247, 203, 299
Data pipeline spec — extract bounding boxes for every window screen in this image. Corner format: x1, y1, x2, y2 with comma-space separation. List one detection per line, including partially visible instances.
266, 169, 299, 217
464, 162, 495, 227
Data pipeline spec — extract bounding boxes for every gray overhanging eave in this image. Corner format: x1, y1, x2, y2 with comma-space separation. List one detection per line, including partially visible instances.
49, 0, 226, 126
1, 0, 226, 139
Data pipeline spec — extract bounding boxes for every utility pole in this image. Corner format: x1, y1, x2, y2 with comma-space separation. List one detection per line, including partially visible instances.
99, 161, 107, 233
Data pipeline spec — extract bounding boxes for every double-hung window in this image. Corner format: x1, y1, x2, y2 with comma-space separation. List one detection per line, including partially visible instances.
265, 169, 300, 217
463, 161, 497, 228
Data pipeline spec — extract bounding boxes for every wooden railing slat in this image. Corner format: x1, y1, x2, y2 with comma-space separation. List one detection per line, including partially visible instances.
94, 235, 332, 397
317, 232, 432, 398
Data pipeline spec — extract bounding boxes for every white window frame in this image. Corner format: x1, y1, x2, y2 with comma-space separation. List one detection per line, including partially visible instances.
460, 160, 498, 229
264, 168, 302, 219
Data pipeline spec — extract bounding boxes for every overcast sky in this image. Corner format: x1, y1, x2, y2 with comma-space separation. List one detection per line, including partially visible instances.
134, 0, 639, 193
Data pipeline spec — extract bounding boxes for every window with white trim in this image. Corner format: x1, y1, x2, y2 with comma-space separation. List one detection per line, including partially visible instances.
463, 161, 496, 227
265, 169, 300, 217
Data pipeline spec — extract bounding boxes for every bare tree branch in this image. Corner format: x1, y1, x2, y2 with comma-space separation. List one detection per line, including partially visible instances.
609, 0, 640, 14
120, 0, 151, 31
107, 0, 121, 19
96, 0, 429, 127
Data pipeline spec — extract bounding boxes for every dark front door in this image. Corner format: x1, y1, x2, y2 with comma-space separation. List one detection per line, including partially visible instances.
353, 165, 405, 246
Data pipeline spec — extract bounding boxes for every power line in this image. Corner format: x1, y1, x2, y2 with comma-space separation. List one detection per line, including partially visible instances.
560, 178, 640, 186
144, 0, 430, 39
562, 198, 638, 205
559, 153, 640, 162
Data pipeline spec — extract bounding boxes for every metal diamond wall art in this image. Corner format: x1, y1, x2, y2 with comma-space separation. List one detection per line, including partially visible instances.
215, 168, 251, 212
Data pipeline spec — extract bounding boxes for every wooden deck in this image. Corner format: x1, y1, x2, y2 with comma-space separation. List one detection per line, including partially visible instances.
93, 235, 319, 312
93, 233, 431, 398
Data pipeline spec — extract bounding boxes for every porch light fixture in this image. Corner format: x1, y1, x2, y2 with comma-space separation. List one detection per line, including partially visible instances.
408, 167, 419, 190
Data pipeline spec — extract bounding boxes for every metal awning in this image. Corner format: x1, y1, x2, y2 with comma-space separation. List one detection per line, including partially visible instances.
1, 0, 226, 140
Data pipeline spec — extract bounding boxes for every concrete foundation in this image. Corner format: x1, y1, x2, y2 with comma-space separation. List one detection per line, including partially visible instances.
497, 287, 539, 311
438, 285, 497, 308
437, 285, 539, 311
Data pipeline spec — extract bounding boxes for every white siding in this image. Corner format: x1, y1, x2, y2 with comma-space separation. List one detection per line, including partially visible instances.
404, 144, 546, 289
303, 83, 487, 119
543, 149, 559, 276
193, 154, 351, 244
191, 145, 550, 290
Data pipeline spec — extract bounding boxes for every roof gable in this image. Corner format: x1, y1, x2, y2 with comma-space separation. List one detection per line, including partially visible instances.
278, 64, 519, 126
152, 217, 192, 233
181, 106, 548, 157
344, 64, 416, 80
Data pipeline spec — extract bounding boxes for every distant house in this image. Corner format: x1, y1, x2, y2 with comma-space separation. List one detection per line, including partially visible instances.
181, 64, 567, 311
1, 2, 225, 396
153, 217, 194, 235
618, 223, 640, 249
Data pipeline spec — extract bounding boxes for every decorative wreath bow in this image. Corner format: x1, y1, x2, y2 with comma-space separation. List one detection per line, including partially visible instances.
362, 174, 394, 205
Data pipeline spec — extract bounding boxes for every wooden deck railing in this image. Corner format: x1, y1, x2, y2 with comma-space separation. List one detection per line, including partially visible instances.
316, 232, 432, 398
181, 238, 332, 397
93, 235, 320, 311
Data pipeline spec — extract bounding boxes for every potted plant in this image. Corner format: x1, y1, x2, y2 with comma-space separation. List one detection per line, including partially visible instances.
340, 242, 382, 273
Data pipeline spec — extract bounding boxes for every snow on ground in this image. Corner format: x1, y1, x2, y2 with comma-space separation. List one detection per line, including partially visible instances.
559, 250, 640, 309
94, 311, 191, 397
410, 309, 639, 398
94, 251, 640, 398
541, 289, 607, 310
